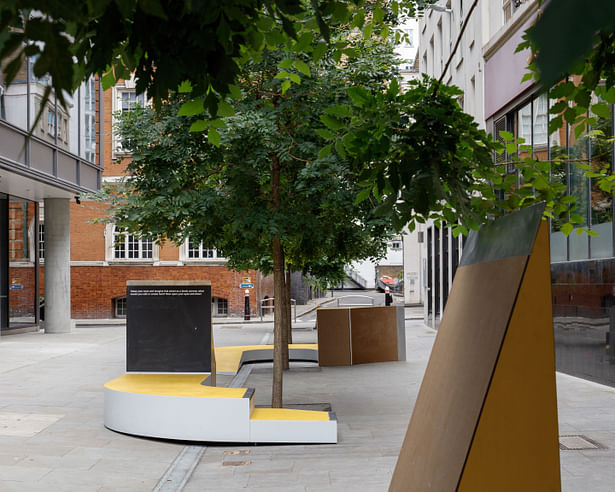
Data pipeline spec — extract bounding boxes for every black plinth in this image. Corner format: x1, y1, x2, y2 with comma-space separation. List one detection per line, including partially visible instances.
126, 281, 212, 372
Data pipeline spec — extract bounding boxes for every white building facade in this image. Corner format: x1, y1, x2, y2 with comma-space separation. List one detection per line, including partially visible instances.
417, 0, 533, 326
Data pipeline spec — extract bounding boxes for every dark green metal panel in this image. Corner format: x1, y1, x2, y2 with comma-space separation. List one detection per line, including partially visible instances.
459, 203, 545, 267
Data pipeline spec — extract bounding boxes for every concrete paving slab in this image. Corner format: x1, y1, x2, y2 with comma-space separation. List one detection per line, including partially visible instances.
0, 317, 612, 491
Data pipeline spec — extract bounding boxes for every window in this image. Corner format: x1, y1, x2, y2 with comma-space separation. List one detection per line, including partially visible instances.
402, 28, 414, 48
38, 223, 45, 260
120, 90, 145, 112
113, 85, 147, 154
532, 94, 548, 147
184, 238, 225, 260
503, 0, 524, 22
494, 91, 615, 261
47, 108, 56, 135
391, 240, 402, 251
84, 77, 97, 163
115, 297, 127, 317
112, 227, 153, 260
212, 297, 228, 316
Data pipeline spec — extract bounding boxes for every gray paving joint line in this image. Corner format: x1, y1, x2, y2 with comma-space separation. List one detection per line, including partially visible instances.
153, 333, 266, 490
152, 445, 206, 492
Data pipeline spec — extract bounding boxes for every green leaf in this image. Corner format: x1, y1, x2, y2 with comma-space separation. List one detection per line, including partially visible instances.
288, 73, 301, 84
138, 0, 168, 20
275, 71, 291, 79
499, 130, 514, 141
373, 7, 385, 23
279, 58, 293, 69
281, 79, 291, 94
177, 80, 192, 93
529, 0, 615, 88
294, 60, 311, 77
315, 128, 335, 140
591, 102, 611, 119
265, 29, 284, 46
312, 43, 327, 62
603, 87, 615, 104
293, 32, 314, 52
335, 139, 346, 159
189, 120, 208, 132
564, 106, 578, 125
216, 100, 235, 117
549, 81, 575, 99
548, 116, 563, 134
355, 187, 371, 204
505, 142, 518, 154
387, 78, 400, 97
318, 143, 332, 159
324, 104, 353, 118
343, 48, 358, 58
101, 70, 116, 91
549, 101, 567, 114
209, 118, 226, 129
347, 86, 372, 107
320, 114, 345, 131
178, 98, 204, 116
574, 122, 586, 139
228, 84, 242, 100
561, 222, 574, 236
208, 128, 221, 146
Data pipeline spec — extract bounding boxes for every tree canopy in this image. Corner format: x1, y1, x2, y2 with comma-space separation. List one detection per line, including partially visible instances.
99, 33, 401, 406
0, 0, 434, 113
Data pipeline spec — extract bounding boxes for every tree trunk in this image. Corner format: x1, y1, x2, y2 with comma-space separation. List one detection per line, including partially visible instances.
280, 256, 290, 370
271, 154, 284, 408
286, 266, 293, 345
272, 236, 285, 408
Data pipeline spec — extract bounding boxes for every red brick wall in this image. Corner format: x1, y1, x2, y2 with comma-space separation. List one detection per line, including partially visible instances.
261, 274, 274, 300
70, 265, 260, 318
71, 201, 106, 261
8, 266, 41, 316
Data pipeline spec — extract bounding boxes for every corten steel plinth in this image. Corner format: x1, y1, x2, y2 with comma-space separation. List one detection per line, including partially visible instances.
317, 305, 406, 366
390, 204, 561, 492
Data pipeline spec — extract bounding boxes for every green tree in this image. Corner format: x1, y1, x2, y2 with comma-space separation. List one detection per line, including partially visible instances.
98, 37, 397, 407
0, 1, 434, 114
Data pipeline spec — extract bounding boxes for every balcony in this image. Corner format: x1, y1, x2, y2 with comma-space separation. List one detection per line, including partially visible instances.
0, 118, 102, 196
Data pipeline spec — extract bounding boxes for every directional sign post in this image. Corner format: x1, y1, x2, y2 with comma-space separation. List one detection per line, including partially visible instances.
240, 283, 254, 289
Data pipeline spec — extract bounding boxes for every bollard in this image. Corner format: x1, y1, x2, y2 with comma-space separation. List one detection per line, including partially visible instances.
385, 286, 393, 306
244, 289, 250, 320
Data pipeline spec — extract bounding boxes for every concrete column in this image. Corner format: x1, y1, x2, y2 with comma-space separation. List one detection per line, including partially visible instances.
44, 198, 71, 333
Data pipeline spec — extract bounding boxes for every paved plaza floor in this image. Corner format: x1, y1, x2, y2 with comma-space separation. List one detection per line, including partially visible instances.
0, 313, 613, 490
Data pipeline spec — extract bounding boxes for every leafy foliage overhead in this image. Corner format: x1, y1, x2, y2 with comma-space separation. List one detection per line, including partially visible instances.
529, 0, 615, 89
0, 0, 435, 113
98, 35, 400, 283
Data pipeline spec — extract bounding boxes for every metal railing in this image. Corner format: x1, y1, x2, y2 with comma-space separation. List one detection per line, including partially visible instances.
336, 295, 375, 307
343, 265, 368, 289
260, 298, 297, 322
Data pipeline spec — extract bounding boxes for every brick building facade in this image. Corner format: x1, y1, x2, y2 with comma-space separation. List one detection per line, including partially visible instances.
64, 79, 267, 319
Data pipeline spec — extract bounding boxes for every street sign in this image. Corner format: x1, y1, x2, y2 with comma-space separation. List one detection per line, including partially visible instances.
242, 277, 251, 284
240, 283, 254, 289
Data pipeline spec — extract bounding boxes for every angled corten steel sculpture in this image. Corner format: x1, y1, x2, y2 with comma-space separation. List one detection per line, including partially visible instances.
390, 203, 561, 492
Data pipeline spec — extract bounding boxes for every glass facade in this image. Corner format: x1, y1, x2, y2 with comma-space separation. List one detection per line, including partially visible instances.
492, 90, 615, 388
3, 196, 40, 331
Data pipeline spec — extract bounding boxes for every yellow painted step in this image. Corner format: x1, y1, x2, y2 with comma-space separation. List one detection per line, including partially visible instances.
104, 374, 247, 398
250, 408, 331, 422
